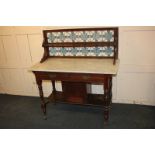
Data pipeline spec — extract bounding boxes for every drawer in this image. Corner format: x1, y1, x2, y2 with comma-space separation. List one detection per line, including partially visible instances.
68, 74, 105, 82
35, 72, 106, 82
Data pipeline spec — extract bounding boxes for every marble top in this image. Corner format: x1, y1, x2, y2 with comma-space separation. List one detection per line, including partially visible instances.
30, 58, 119, 75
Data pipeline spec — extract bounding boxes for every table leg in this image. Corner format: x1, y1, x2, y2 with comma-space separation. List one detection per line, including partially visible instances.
52, 80, 56, 104
36, 79, 47, 120
103, 76, 112, 124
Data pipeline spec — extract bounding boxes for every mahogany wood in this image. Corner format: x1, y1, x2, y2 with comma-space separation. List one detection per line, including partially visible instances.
34, 71, 112, 123
43, 42, 115, 47
62, 82, 87, 104
48, 91, 106, 106
33, 27, 119, 124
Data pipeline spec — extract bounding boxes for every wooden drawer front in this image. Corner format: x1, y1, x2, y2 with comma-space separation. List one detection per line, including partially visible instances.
36, 72, 105, 82
35, 72, 69, 80
67, 74, 105, 82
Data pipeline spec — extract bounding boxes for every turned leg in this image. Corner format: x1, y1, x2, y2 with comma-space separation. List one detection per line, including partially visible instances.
103, 76, 112, 124
52, 80, 56, 104
36, 79, 47, 120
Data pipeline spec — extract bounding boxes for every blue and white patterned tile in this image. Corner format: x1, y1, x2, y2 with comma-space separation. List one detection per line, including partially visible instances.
49, 47, 56, 56
74, 31, 83, 42
85, 47, 95, 56
64, 52, 74, 56
47, 30, 115, 43
75, 52, 85, 56
64, 47, 74, 56
54, 47, 63, 56
104, 46, 114, 56
75, 47, 85, 56
47, 33, 54, 43
63, 32, 72, 42
53, 32, 62, 42
85, 31, 95, 42
49, 46, 114, 57
96, 31, 105, 42
103, 30, 114, 42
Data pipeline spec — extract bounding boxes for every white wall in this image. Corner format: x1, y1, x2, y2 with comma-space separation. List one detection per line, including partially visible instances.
0, 26, 155, 106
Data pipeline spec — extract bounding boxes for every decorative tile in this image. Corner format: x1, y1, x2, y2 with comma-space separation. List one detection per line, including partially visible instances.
47, 30, 115, 57
47, 30, 114, 43
63, 32, 72, 42
49, 46, 114, 57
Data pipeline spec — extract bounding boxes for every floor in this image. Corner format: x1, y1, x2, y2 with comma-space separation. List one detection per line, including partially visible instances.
0, 94, 155, 129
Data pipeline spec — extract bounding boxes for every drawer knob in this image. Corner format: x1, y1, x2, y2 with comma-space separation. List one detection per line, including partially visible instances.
49, 74, 57, 78
83, 75, 90, 80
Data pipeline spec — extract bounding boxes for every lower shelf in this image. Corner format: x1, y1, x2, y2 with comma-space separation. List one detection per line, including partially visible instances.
48, 91, 105, 107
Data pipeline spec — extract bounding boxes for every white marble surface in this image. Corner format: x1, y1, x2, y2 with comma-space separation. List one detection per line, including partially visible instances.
30, 58, 119, 74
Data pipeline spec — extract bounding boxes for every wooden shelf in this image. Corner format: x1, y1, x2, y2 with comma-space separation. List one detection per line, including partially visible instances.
48, 91, 105, 107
